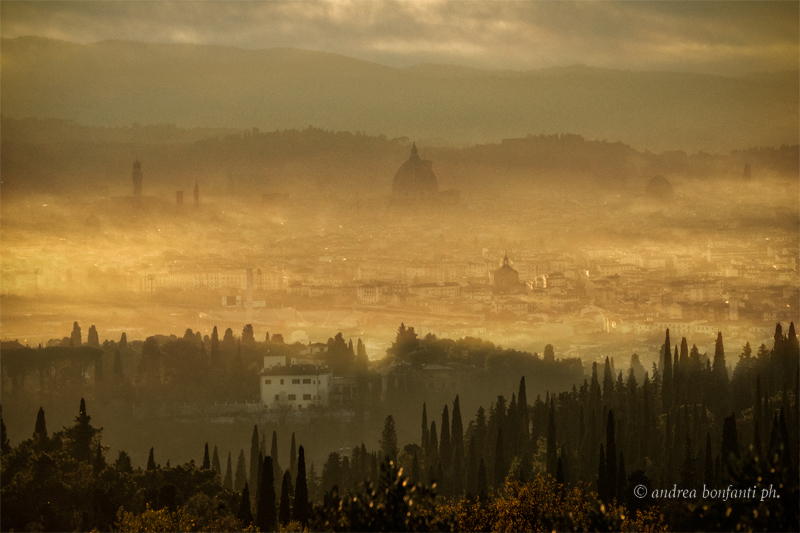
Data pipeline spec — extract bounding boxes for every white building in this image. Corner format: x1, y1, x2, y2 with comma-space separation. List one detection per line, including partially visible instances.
260, 365, 332, 410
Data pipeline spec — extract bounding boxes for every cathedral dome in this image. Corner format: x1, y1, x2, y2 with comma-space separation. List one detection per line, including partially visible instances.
392, 143, 439, 197
494, 253, 522, 292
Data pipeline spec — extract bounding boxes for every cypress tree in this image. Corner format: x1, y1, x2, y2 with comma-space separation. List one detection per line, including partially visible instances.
721, 413, 740, 461
289, 433, 297, 481
147, 447, 156, 470
662, 329, 673, 413
437, 462, 446, 495
440, 405, 452, 472
428, 421, 439, 468
679, 435, 695, 489
753, 418, 762, 459
235, 449, 248, 492
210, 326, 220, 364
421, 402, 429, 451
466, 436, 478, 497
119, 332, 128, 349
224, 452, 234, 490
704, 433, 714, 487
451, 444, 464, 496
779, 407, 792, 470
617, 452, 627, 498
493, 426, 505, 489
606, 410, 617, 500
250, 425, 260, 492
271, 430, 281, 492
256, 456, 277, 532
93, 441, 106, 473
380, 415, 398, 461
518, 376, 530, 448
597, 444, 607, 502
293, 445, 312, 525
546, 400, 557, 475
34, 406, 47, 439
477, 457, 489, 502
212, 446, 221, 474
411, 452, 420, 483
203, 443, 211, 469
279, 470, 292, 525
452, 395, 464, 457
238, 483, 253, 525
556, 457, 564, 484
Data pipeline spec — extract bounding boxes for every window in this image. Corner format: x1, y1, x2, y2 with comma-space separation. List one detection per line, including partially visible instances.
274, 394, 280, 401
303, 378, 311, 384
303, 394, 311, 400
288, 394, 296, 401
280, 379, 284, 385
292, 379, 301, 384
265, 379, 271, 385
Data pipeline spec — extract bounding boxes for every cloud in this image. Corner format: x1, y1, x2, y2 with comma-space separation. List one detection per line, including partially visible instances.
1, 0, 797, 75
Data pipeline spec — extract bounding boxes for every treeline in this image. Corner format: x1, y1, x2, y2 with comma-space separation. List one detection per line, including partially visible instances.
2, 323, 798, 531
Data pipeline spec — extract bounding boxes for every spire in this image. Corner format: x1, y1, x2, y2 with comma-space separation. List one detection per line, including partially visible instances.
503, 251, 509, 266
410, 142, 418, 158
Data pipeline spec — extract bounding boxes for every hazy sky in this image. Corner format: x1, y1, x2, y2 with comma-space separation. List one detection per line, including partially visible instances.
1, 0, 797, 75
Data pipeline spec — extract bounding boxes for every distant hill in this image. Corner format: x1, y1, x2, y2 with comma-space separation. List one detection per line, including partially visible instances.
2, 117, 797, 195
2, 37, 798, 153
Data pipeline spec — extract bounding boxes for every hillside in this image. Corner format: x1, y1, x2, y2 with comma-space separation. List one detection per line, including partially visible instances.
2, 37, 798, 153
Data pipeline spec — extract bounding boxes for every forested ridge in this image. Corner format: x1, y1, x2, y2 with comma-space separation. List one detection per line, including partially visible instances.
1, 323, 797, 531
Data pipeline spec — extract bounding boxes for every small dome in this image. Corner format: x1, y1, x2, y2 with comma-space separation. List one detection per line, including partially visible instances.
392, 143, 438, 197
645, 175, 674, 199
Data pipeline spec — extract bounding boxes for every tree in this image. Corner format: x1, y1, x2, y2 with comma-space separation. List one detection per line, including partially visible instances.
238, 483, 253, 525
147, 447, 157, 470
270, 430, 281, 493
546, 401, 557, 476
235, 449, 248, 491
605, 410, 617, 500
290, 433, 297, 481
662, 329, 673, 413
119, 332, 128, 349
380, 415, 398, 462
250, 425, 260, 492
242, 324, 255, 344
279, 470, 292, 525
34, 406, 47, 439
493, 426, 505, 489
224, 452, 234, 490
440, 405, 452, 471
203, 442, 211, 469
293, 445, 312, 525
256, 456, 277, 532
65, 398, 101, 463
1, 408, 9, 454
477, 457, 489, 502
421, 402, 429, 451
212, 445, 221, 474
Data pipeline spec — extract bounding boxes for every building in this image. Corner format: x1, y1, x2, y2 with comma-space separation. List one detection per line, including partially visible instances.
260, 365, 332, 410
494, 254, 524, 293
392, 143, 438, 198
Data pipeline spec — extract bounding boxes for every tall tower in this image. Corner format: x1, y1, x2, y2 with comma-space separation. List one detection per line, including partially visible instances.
132, 160, 143, 196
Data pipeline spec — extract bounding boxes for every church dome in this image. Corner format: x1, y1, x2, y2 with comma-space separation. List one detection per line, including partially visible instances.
494, 254, 522, 292
392, 143, 438, 197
